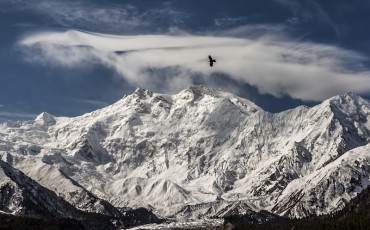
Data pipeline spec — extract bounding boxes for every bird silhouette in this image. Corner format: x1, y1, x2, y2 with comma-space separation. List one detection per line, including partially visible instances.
208, 55, 216, 67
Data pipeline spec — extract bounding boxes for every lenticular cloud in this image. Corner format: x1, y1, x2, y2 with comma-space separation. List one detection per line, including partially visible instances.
19, 29, 370, 101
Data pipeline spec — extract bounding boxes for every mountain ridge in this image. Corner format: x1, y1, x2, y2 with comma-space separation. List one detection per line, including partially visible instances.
1, 85, 370, 221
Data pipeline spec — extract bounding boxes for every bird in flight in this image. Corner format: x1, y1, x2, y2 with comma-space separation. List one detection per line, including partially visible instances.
208, 55, 216, 67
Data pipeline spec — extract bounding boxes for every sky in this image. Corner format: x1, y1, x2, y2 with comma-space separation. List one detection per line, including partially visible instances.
1, 0, 370, 121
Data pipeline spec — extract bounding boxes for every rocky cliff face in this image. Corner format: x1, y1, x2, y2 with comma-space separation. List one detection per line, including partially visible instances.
1, 86, 370, 220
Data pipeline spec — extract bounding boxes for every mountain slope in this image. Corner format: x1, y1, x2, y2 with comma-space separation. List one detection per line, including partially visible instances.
1, 86, 370, 219
0, 159, 85, 218
223, 172, 370, 230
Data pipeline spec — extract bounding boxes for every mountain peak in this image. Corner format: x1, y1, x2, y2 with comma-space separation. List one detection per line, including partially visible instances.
35, 112, 56, 126
133, 88, 153, 99
183, 85, 232, 97
324, 92, 370, 117
328, 92, 365, 104
186, 85, 215, 94
176, 85, 219, 102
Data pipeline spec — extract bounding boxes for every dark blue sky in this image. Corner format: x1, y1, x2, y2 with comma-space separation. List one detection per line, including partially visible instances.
1, 0, 370, 121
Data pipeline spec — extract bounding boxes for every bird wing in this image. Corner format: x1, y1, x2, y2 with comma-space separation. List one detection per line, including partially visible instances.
208, 55, 212, 61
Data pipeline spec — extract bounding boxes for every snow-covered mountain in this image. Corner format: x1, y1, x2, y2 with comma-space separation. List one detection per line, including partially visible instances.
1, 85, 370, 220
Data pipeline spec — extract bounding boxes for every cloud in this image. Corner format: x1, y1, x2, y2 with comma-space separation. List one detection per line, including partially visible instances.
2, 0, 187, 33
214, 17, 248, 27
0, 111, 36, 122
70, 98, 110, 107
275, 0, 341, 35
18, 29, 370, 101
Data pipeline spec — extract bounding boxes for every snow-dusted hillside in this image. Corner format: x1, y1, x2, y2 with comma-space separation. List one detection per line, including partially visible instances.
1, 85, 370, 219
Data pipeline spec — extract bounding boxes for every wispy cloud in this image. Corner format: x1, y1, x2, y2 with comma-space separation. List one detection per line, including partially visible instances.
275, 0, 342, 36
70, 98, 110, 108
214, 17, 248, 27
2, 0, 187, 33
18, 29, 370, 101
0, 111, 36, 122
